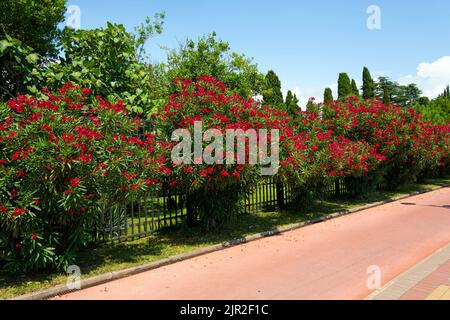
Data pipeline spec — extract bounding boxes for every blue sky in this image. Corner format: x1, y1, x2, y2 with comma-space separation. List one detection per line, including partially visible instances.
67, 0, 450, 105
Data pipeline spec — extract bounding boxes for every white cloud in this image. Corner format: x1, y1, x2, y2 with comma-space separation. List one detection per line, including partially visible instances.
398, 56, 450, 98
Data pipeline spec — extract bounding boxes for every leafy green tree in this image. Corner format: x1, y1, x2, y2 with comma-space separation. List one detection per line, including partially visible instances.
362, 67, 375, 99
393, 85, 409, 106
404, 83, 422, 105
417, 96, 430, 106
375, 77, 422, 106
375, 76, 395, 105
338, 72, 352, 99
351, 79, 359, 97
0, 0, 66, 56
416, 96, 450, 124
323, 87, 333, 103
285, 90, 299, 114
415, 85, 450, 124
382, 87, 391, 104
0, 0, 67, 101
166, 32, 264, 99
29, 14, 167, 117
0, 37, 40, 101
262, 70, 284, 108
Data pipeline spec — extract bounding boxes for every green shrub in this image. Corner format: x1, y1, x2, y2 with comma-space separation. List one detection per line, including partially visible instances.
0, 83, 160, 273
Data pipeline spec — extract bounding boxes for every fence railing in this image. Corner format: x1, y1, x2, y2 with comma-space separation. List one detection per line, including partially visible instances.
96, 176, 348, 243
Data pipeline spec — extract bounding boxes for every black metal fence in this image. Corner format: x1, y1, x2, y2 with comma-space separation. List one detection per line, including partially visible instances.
96, 176, 347, 243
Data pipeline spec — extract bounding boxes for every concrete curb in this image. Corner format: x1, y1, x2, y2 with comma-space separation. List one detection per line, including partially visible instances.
11, 183, 450, 300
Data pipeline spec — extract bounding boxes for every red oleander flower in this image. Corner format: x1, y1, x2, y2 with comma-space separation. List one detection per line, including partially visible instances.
328, 170, 338, 177
81, 87, 91, 96
12, 208, 26, 216
31, 233, 37, 239
159, 166, 172, 175
69, 177, 80, 187
169, 180, 177, 187
16, 169, 26, 177
146, 178, 158, 185
0, 205, 8, 214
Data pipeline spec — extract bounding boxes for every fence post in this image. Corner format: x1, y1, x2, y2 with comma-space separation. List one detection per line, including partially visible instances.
186, 193, 196, 227
276, 181, 284, 210
335, 180, 341, 197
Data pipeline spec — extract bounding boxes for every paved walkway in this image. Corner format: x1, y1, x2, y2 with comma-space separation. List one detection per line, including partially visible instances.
367, 243, 450, 300
54, 187, 450, 300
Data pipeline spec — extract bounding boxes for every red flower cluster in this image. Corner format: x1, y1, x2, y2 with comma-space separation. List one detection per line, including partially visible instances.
156, 76, 275, 191
0, 83, 162, 268
69, 177, 81, 187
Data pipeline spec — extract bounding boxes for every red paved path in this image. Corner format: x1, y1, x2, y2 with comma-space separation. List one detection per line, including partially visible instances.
54, 187, 450, 300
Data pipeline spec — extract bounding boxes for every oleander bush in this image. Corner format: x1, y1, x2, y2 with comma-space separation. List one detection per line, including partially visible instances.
0, 83, 161, 273
318, 97, 450, 190
155, 76, 274, 229
275, 100, 385, 204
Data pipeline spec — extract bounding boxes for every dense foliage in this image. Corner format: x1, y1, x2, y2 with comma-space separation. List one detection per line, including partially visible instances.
415, 92, 450, 125
28, 14, 167, 118
166, 33, 264, 100
0, 84, 160, 273
155, 76, 271, 229
0, 0, 66, 101
318, 97, 449, 189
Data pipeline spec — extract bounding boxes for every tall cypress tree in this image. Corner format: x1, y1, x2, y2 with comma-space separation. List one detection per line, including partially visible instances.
262, 70, 284, 108
324, 87, 333, 103
285, 90, 299, 114
292, 94, 299, 113
285, 90, 293, 108
362, 67, 375, 99
338, 73, 352, 99
351, 79, 359, 97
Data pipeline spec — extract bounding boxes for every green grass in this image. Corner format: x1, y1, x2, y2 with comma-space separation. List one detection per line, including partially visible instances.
1, 177, 449, 300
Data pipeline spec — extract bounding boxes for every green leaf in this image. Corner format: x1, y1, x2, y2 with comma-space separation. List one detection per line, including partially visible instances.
25, 53, 39, 64
0, 40, 13, 54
